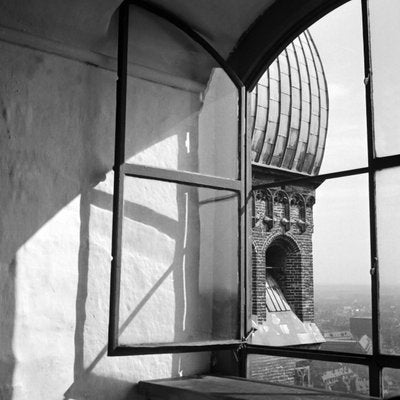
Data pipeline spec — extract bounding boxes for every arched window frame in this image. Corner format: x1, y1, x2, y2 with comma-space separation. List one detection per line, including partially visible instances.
108, 0, 400, 396
108, 0, 250, 357
248, 1, 400, 396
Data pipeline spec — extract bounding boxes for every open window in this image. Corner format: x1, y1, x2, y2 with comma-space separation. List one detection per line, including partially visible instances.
108, 0, 249, 356
108, 0, 400, 397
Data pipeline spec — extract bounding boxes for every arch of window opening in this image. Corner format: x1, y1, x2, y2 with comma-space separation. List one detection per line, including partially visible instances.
244, 1, 400, 398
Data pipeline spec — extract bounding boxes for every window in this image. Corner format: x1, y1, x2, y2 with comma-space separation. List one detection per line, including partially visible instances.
108, 0, 400, 397
246, 1, 400, 397
108, 0, 249, 356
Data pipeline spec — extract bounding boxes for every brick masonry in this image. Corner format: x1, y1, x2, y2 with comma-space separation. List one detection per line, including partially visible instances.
248, 172, 318, 384
252, 181, 316, 323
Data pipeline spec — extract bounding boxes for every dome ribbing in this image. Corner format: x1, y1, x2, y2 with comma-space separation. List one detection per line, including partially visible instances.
250, 30, 329, 176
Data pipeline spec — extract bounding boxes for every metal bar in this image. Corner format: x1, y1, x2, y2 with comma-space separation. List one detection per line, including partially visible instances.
123, 163, 242, 192
372, 154, 400, 170
246, 344, 371, 365
362, 0, 382, 397
109, 341, 243, 356
376, 354, 400, 369
242, 90, 253, 378
239, 85, 249, 378
252, 166, 369, 190
129, 0, 243, 89
108, 0, 130, 355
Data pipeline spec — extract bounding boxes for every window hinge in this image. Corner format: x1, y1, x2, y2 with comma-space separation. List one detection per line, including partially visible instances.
233, 327, 258, 362
370, 257, 378, 276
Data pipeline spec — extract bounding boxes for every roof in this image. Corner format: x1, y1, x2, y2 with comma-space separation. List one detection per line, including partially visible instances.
250, 274, 325, 346
250, 30, 329, 175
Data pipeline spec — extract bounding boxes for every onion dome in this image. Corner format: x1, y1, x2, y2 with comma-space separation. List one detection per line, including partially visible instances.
250, 30, 329, 176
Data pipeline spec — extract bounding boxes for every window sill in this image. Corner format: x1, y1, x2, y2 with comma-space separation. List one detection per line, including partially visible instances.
138, 375, 379, 400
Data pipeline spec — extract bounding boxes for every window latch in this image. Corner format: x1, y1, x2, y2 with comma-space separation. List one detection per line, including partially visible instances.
242, 326, 258, 342
233, 327, 258, 363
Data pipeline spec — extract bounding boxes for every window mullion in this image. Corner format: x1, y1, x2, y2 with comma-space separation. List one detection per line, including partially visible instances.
361, 0, 382, 397
109, 0, 130, 355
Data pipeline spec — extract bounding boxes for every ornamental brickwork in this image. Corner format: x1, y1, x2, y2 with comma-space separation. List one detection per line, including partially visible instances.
252, 183, 316, 323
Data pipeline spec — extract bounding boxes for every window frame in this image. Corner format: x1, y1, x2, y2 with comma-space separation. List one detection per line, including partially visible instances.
107, 0, 250, 357
245, 0, 400, 397
107, 0, 400, 397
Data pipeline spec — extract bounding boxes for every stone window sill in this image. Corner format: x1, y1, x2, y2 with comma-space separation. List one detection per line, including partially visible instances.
138, 375, 379, 400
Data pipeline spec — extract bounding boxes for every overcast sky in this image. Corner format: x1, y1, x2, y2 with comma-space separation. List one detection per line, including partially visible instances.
309, 1, 371, 287
309, 0, 400, 290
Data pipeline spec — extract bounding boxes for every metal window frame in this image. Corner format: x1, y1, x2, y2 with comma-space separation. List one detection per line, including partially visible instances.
245, 1, 400, 397
107, 0, 400, 396
108, 0, 249, 356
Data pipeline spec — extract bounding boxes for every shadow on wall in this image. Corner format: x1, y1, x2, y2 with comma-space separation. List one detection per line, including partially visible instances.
61, 53, 206, 399
64, 69, 237, 400
1, 22, 235, 398
0, 258, 16, 400
64, 180, 191, 399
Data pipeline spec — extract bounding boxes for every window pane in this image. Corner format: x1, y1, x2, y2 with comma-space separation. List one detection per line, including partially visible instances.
308, 0, 367, 174
125, 6, 239, 179
383, 368, 400, 397
314, 175, 371, 353
376, 167, 400, 354
119, 177, 239, 345
250, 175, 371, 352
370, 0, 400, 156
247, 355, 369, 395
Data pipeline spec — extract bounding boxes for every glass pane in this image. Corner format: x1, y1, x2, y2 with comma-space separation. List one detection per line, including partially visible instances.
125, 6, 239, 179
250, 174, 371, 353
314, 175, 371, 353
383, 368, 400, 397
308, 0, 367, 174
376, 167, 400, 354
370, 0, 400, 156
119, 176, 239, 345
247, 355, 369, 395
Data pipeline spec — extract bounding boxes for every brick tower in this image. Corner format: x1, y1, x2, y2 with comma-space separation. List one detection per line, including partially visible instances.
247, 29, 328, 383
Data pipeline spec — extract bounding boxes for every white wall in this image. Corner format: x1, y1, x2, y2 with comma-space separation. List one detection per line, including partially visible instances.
0, 19, 239, 398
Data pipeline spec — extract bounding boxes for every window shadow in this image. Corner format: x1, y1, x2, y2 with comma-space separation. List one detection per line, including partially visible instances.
0, 258, 16, 400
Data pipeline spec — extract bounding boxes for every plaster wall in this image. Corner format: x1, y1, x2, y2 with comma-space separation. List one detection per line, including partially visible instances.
0, 25, 238, 400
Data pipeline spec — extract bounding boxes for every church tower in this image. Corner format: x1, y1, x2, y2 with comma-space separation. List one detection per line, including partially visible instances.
249, 29, 328, 351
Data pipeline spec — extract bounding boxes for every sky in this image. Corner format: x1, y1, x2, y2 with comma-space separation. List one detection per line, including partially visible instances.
309, 0, 400, 289
308, 1, 371, 287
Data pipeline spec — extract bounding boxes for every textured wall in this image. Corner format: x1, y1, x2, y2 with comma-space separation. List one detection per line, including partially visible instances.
0, 35, 237, 399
